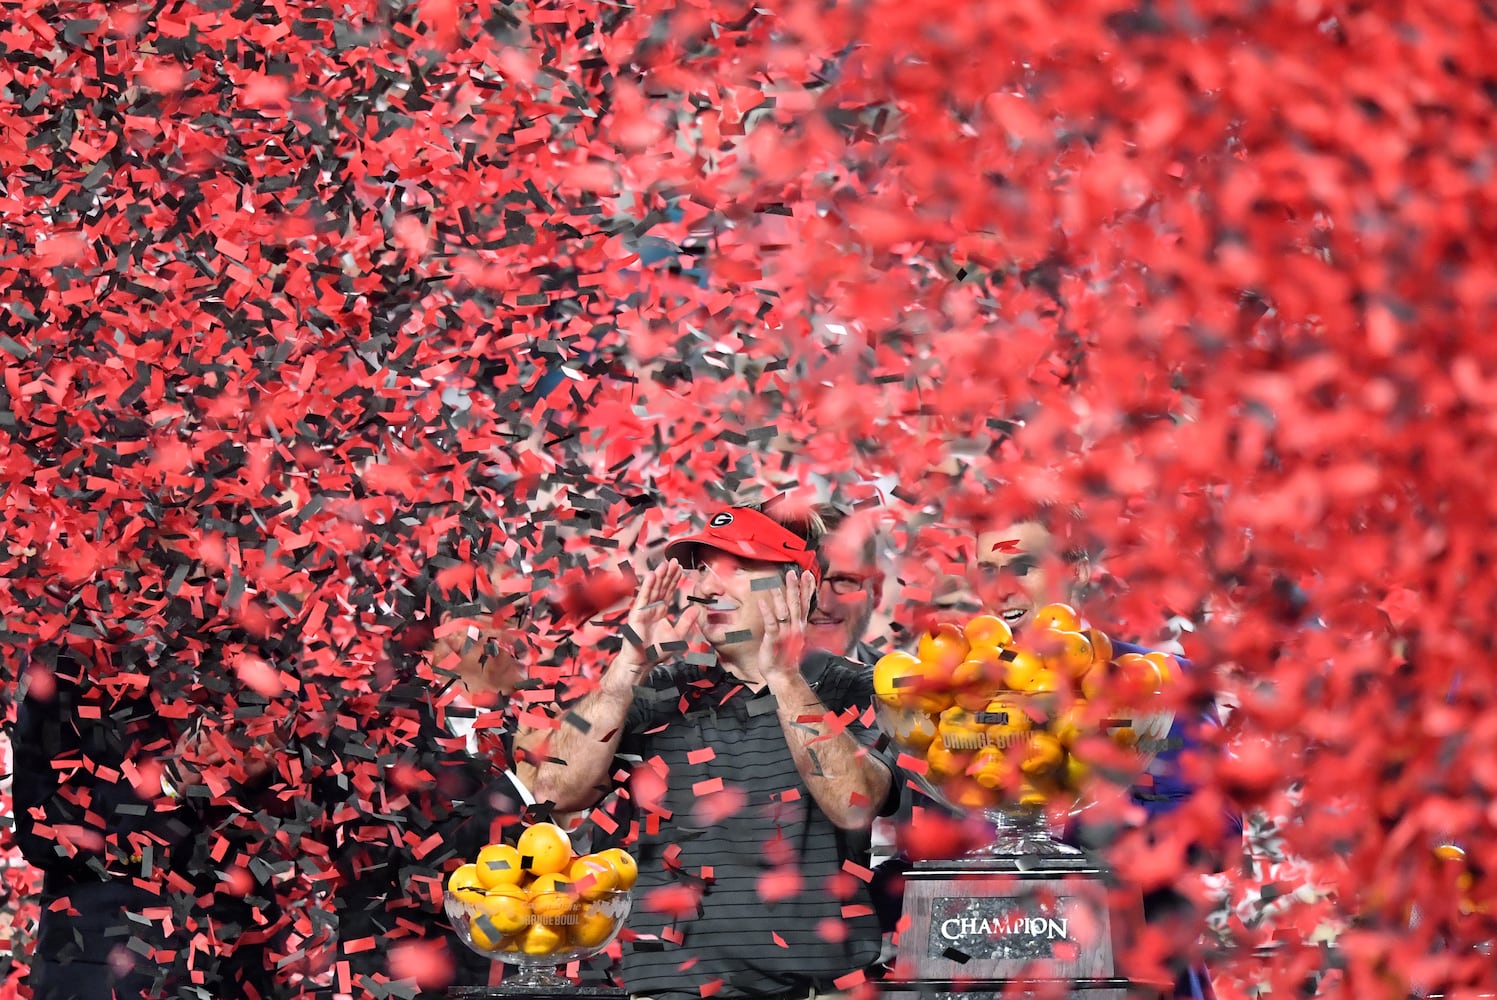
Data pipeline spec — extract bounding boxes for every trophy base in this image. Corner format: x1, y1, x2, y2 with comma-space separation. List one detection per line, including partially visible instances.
889, 856, 1160, 994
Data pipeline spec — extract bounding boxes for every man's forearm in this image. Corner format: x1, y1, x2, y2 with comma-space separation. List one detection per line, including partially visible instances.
529, 657, 640, 812
770, 674, 892, 831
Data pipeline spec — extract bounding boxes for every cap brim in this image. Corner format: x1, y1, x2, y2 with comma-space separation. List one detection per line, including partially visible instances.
662, 537, 700, 564
664, 535, 776, 564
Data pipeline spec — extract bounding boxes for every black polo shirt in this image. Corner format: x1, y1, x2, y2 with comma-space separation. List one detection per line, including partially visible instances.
615, 650, 900, 999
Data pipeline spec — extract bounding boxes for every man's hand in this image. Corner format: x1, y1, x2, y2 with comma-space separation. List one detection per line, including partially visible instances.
756, 569, 813, 684
532, 561, 695, 813
621, 559, 702, 667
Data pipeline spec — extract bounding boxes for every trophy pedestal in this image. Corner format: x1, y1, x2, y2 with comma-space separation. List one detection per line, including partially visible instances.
879, 856, 1166, 1000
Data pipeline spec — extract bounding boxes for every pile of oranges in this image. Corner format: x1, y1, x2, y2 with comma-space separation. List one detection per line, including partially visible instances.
446, 821, 637, 957
874, 604, 1176, 811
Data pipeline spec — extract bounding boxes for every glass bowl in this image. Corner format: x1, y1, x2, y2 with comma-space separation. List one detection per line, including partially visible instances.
443, 887, 632, 989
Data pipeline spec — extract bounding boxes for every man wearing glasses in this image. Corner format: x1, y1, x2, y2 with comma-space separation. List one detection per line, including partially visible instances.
803, 507, 885, 665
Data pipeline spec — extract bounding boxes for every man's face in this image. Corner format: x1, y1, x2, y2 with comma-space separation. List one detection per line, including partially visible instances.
806, 546, 879, 657
690, 549, 788, 653
933, 520, 1077, 632
971, 520, 1065, 632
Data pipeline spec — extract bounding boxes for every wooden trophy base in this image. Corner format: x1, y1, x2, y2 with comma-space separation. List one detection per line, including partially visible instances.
878, 855, 1166, 1000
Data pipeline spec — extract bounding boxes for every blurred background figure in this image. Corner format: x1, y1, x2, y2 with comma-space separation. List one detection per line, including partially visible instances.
805, 503, 888, 665
14, 587, 298, 1000
326, 515, 539, 997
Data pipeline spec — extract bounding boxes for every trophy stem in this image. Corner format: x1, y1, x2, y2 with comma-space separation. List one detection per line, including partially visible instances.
504, 966, 572, 989
971, 805, 1083, 858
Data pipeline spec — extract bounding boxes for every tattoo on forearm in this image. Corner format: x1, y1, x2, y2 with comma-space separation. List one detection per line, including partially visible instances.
806, 746, 826, 778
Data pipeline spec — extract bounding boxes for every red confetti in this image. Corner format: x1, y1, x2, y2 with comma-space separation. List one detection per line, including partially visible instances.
232, 655, 285, 698
0, 0, 1494, 996
757, 868, 803, 905
691, 776, 725, 796
691, 786, 747, 826
387, 939, 455, 990
642, 884, 704, 919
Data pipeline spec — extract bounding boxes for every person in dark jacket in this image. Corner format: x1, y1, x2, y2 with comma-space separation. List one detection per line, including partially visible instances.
326, 546, 536, 998
14, 621, 296, 1000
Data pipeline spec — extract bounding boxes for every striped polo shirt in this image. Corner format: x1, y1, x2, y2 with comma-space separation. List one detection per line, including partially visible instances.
614, 650, 900, 999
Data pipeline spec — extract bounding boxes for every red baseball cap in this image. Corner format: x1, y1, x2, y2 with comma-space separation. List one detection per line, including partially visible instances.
663, 507, 822, 582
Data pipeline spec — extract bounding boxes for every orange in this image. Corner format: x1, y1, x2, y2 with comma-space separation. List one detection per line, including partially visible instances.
924, 739, 972, 781
527, 872, 577, 919
892, 711, 937, 753
1050, 703, 1087, 747
1143, 651, 1178, 688
873, 650, 923, 709
1080, 658, 1111, 701
972, 744, 1009, 790
951, 657, 1003, 712
596, 847, 638, 891
966, 638, 1007, 666
981, 696, 1033, 743
519, 921, 565, 956
916, 624, 970, 678
468, 914, 510, 952
910, 686, 955, 717
945, 775, 991, 811
963, 614, 1013, 649
570, 902, 618, 948
568, 855, 620, 901
1003, 649, 1060, 694
447, 864, 487, 906
1020, 732, 1066, 779
1018, 781, 1050, 808
1032, 602, 1082, 633
476, 883, 532, 935
1085, 628, 1113, 667
937, 706, 986, 750
1434, 844, 1467, 863
517, 822, 574, 876
1110, 653, 1162, 702
1044, 630, 1094, 679
1063, 754, 1091, 791
476, 843, 525, 889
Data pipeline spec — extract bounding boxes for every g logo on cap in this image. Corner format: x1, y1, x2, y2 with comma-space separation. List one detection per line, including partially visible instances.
708, 512, 734, 528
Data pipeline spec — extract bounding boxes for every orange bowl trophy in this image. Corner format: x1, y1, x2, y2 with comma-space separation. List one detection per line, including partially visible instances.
874, 607, 1176, 1000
